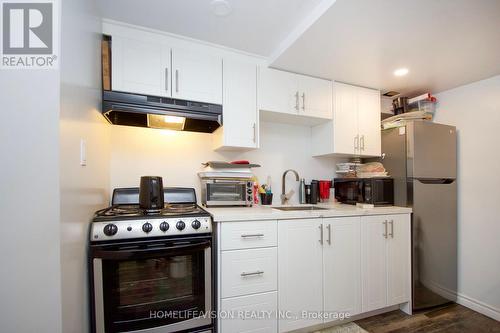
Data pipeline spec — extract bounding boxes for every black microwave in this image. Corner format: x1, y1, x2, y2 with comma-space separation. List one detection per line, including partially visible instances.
334, 178, 394, 206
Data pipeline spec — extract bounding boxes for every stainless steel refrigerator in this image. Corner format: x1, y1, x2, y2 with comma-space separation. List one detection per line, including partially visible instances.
380, 121, 457, 310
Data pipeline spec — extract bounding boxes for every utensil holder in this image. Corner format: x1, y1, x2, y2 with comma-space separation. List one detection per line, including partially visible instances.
260, 193, 273, 205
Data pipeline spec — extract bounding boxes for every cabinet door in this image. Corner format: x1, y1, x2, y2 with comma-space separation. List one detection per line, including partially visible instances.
220, 292, 277, 333
361, 215, 388, 312
357, 87, 381, 157
112, 36, 171, 97
219, 59, 258, 148
323, 217, 361, 321
333, 82, 359, 155
171, 48, 222, 104
278, 219, 323, 332
387, 214, 411, 306
258, 67, 298, 115
298, 75, 333, 119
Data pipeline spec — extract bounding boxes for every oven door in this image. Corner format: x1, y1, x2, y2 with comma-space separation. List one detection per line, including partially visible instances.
205, 180, 249, 206
92, 238, 212, 333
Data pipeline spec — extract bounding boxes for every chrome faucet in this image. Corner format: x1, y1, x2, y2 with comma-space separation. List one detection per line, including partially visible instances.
281, 169, 300, 205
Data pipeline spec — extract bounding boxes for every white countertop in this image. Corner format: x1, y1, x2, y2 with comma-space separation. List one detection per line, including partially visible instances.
205, 203, 412, 222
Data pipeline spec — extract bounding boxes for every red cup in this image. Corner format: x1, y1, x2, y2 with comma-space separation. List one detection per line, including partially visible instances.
319, 180, 332, 202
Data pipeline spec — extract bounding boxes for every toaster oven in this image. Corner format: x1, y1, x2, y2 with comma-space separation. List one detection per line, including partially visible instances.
200, 178, 253, 207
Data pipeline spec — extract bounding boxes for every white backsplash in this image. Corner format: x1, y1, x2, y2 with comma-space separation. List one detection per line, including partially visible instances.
110, 121, 346, 205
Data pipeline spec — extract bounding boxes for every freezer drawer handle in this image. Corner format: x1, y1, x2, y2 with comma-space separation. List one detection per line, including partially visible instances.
416, 178, 455, 184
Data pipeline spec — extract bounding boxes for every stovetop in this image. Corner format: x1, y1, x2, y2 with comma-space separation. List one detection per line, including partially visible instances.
90, 187, 212, 242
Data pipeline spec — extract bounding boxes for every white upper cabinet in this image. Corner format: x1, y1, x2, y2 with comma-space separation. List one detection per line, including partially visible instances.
312, 82, 381, 157
258, 67, 332, 121
111, 36, 171, 97
213, 59, 258, 150
258, 67, 298, 115
110, 35, 222, 105
171, 48, 222, 104
298, 74, 333, 119
357, 87, 382, 156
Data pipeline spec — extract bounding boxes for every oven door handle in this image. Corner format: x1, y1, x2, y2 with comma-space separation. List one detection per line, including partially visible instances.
92, 241, 211, 260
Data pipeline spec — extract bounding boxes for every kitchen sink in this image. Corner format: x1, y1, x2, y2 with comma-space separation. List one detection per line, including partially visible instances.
272, 206, 329, 211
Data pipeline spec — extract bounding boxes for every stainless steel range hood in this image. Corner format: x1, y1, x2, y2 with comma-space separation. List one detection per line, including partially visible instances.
102, 91, 223, 133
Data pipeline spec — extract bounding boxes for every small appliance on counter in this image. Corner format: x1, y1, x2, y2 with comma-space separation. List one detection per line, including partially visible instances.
198, 160, 260, 207
89, 183, 214, 333
334, 177, 394, 206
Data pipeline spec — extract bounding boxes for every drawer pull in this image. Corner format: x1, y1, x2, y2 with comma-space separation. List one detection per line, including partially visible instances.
241, 233, 264, 238
241, 270, 264, 277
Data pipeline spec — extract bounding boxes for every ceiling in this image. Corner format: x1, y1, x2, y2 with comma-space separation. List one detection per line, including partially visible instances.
96, 0, 326, 56
270, 0, 500, 96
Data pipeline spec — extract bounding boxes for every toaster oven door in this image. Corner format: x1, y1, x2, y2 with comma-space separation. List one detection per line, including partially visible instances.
204, 180, 250, 206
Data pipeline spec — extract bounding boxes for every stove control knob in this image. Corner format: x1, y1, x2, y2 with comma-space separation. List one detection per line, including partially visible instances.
159, 222, 170, 232
192, 220, 201, 230
142, 222, 153, 233
103, 224, 118, 236
176, 221, 186, 231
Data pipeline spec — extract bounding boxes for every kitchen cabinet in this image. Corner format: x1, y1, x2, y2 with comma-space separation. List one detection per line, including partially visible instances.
111, 36, 222, 104
171, 48, 222, 104
258, 67, 332, 121
312, 82, 381, 157
278, 218, 323, 332
111, 36, 171, 97
361, 214, 410, 312
323, 217, 361, 320
213, 59, 258, 150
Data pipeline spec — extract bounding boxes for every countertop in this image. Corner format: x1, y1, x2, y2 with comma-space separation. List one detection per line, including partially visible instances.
204, 203, 412, 222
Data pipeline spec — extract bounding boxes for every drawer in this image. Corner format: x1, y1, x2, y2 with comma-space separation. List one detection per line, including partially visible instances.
221, 220, 277, 250
220, 292, 277, 333
221, 248, 277, 298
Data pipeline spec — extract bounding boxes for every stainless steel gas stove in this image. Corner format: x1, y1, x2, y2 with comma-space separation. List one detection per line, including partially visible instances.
89, 187, 214, 333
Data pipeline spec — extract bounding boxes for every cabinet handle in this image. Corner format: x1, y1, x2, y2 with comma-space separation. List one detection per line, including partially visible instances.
319, 224, 324, 244
301, 92, 306, 111
165, 68, 169, 91
241, 233, 264, 238
354, 135, 360, 151
326, 224, 332, 245
360, 135, 365, 151
241, 270, 264, 277
253, 123, 256, 143
295, 91, 299, 111
383, 220, 388, 238
175, 69, 179, 93
389, 220, 394, 238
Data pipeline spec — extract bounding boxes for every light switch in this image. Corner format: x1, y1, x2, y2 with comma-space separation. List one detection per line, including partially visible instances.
80, 139, 87, 166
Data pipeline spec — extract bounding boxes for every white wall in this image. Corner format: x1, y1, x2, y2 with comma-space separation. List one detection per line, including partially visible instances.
59, 1, 109, 333
0, 36, 62, 333
110, 121, 344, 205
434, 75, 500, 320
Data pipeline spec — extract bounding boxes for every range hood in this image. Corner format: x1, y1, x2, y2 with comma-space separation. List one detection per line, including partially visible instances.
102, 91, 223, 133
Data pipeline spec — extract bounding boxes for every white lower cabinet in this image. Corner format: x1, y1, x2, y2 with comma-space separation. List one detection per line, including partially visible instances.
217, 214, 410, 333
323, 217, 361, 320
361, 214, 410, 313
278, 219, 323, 332
221, 248, 277, 298
220, 292, 278, 333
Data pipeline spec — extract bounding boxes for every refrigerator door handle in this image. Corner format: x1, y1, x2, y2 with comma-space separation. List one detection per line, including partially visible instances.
416, 178, 455, 185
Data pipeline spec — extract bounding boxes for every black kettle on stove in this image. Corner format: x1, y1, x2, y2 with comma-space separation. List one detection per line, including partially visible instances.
139, 176, 164, 212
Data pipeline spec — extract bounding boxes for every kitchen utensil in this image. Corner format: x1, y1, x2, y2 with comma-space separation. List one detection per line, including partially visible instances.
139, 176, 164, 212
